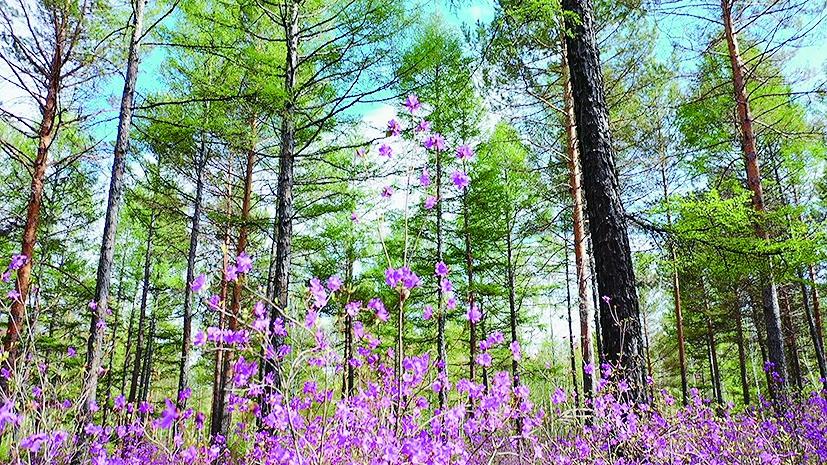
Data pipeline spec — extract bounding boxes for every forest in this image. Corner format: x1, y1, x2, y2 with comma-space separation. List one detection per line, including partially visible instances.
1, 0, 826, 463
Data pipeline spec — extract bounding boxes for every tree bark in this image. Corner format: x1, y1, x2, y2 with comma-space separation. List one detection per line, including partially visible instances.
265, 0, 299, 393
129, 211, 155, 403
734, 293, 751, 404
564, 240, 580, 410
780, 290, 802, 390
561, 39, 594, 400
506, 214, 522, 433
799, 271, 827, 391
2, 23, 63, 375
177, 136, 206, 408
83, 0, 147, 412
462, 191, 476, 383
721, 0, 787, 395
435, 144, 447, 409
562, 0, 646, 403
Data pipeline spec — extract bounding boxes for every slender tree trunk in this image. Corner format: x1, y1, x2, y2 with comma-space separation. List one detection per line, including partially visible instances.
564, 240, 580, 410
139, 317, 155, 404
563, 0, 646, 403
642, 308, 654, 399
83, 0, 147, 412
219, 122, 256, 436
721, 0, 787, 395
780, 290, 802, 390
799, 271, 827, 391
129, 212, 155, 403
561, 39, 594, 400
706, 315, 724, 405
506, 217, 522, 433
177, 139, 206, 407
1, 27, 62, 377
462, 192, 476, 383
479, 299, 489, 391
734, 293, 751, 404
344, 255, 355, 396
265, 1, 299, 393
121, 296, 136, 397
809, 265, 823, 345
588, 236, 604, 363
658, 135, 689, 406
436, 145, 447, 409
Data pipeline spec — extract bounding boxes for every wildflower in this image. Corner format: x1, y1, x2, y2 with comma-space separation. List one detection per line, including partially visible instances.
456, 144, 474, 160
379, 144, 393, 158
20, 433, 48, 452
114, 394, 126, 411
386, 120, 401, 137
467, 303, 481, 323
7, 290, 20, 300
207, 294, 221, 310
423, 133, 446, 151
305, 310, 318, 328
424, 196, 437, 209
309, 277, 328, 308
1, 271, 9, 283
345, 301, 361, 317
190, 273, 207, 293
440, 278, 453, 293
552, 387, 567, 405
224, 265, 238, 282
451, 170, 469, 190
193, 330, 207, 347
510, 340, 522, 361
67, 347, 76, 357
326, 275, 342, 292
350, 212, 359, 223
601, 295, 611, 305
475, 352, 492, 367
154, 399, 178, 429
404, 94, 421, 113
422, 305, 433, 320
435, 261, 449, 277
416, 120, 431, 133
369, 298, 388, 322
236, 252, 253, 274
419, 168, 431, 187
446, 297, 457, 309
179, 387, 192, 402
88, 300, 97, 310
381, 186, 394, 198
400, 266, 421, 289
9, 254, 27, 270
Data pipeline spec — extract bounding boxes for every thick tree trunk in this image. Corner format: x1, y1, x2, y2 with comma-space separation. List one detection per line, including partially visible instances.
562, 0, 646, 403
265, 1, 299, 393
177, 139, 206, 407
129, 212, 155, 403
561, 40, 594, 400
2, 30, 62, 375
721, 0, 787, 395
83, 0, 147, 412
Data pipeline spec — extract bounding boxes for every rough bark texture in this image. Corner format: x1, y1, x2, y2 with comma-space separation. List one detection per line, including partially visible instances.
780, 291, 802, 390
563, 0, 646, 403
177, 143, 206, 407
800, 271, 827, 391
562, 40, 594, 400
83, 0, 147, 411
2, 23, 62, 374
734, 293, 751, 405
721, 0, 787, 394
265, 0, 299, 393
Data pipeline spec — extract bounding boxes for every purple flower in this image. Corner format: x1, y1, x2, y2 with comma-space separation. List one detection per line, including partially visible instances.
193, 330, 207, 347
435, 261, 449, 277
236, 252, 253, 274
416, 120, 431, 133
350, 212, 359, 223
467, 303, 481, 323
552, 387, 567, 405
207, 294, 221, 310
446, 297, 457, 310
67, 347, 76, 357
9, 254, 27, 271
423, 133, 446, 151
475, 352, 492, 367
369, 298, 388, 322
154, 399, 178, 429
224, 265, 238, 282
88, 300, 98, 310
510, 340, 522, 361
419, 168, 431, 187
20, 433, 48, 452
381, 186, 394, 198
114, 394, 126, 411
386, 119, 401, 137
601, 295, 612, 305
1, 271, 9, 283
345, 301, 361, 317
356, 147, 366, 158
309, 278, 328, 308
190, 273, 207, 293
424, 196, 437, 209
379, 144, 393, 158
422, 305, 433, 320
440, 278, 453, 293
400, 266, 421, 289
451, 170, 469, 190
404, 94, 421, 113
305, 310, 318, 328
326, 275, 342, 292
7, 290, 20, 300
456, 144, 474, 160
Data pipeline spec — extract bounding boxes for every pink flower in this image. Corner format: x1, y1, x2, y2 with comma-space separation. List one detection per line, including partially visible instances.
435, 261, 449, 277
510, 340, 522, 361
326, 275, 342, 292
419, 168, 431, 187
423, 133, 446, 151
467, 303, 481, 323
345, 301, 361, 317
416, 120, 431, 133
404, 94, 421, 113
379, 144, 393, 158
475, 352, 492, 367
451, 170, 469, 190
190, 273, 206, 293
369, 298, 388, 322
381, 186, 394, 198
424, 196, 437, 209
236, 252, 253, 274
193, 330, 207, 347
350, 212, 359, 223
422, 305, 433, 320
88, 300, 98, 310
8, 254, 27, 271
67, 347, 76, 357
7, 290, 20, 300
386, 119, 401, 137
224, 265, 238, 282
456, 144, 474, 160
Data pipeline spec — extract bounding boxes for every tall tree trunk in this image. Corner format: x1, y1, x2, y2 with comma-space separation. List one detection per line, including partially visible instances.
706, 314, 724, 405
177, 139, 206, 407
564, 240, 580, 410
102, 262, 126, 426
506, 216, 522, 433
219, 122, 256, 436
799, 271, 827, 391
721, 0, 787, 395
561, 39, 594, 400
83, 0, 147, 412
139, 316, 155, 404
658, 134, 688, 406
344, 254, 355, 396
780, 290, 803, 390
129, 211, 155, 403
1, 26, 62, 378
121, 295, 136, 397
809, 264, 823, 345
265, 0, 299, 393
734, 291, 751, 405
562, 0, 646, 403
588, 236, 604, 363
435, 145, 447, 409
462, 192, 476, 383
